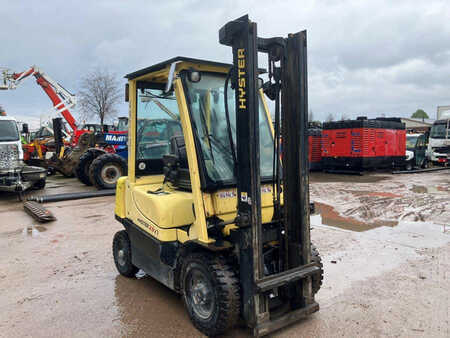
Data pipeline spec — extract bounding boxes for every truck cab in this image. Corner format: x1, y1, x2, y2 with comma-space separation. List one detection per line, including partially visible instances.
0, 116, 46, 192
428, 118, 449, 165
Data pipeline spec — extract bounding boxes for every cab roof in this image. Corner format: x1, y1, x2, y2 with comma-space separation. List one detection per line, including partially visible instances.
125, 57, 232, 80
0, 116, 16, 121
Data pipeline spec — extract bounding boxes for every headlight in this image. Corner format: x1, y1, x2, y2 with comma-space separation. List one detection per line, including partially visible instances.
405, 150, 414, 161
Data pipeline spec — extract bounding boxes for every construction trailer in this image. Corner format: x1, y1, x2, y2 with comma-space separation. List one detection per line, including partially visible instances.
321, 117, 406, 171
308, 128, 322, 171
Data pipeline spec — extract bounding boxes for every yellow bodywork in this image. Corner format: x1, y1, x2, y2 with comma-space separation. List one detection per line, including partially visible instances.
115, 60, 277, 245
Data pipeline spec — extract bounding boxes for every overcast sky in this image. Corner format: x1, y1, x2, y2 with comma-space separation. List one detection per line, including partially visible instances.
1, 0, 449, 128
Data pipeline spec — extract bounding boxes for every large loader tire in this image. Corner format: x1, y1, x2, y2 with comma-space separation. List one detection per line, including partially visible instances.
113, 230, 139, 278
180, 253, 240, 336
89, 153, 127, 189
75, 150, 97, 186
311, 244, 323, 294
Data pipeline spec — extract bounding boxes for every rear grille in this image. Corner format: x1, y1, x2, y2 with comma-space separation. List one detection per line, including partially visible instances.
0, 144, 20, 169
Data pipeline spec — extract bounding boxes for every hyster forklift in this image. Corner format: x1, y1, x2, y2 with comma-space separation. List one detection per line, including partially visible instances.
113, 15, 323, 336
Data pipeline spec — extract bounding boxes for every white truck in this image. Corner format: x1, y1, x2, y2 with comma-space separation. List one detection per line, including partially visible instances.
0, 116, 47, 193
428, 107, 450, 165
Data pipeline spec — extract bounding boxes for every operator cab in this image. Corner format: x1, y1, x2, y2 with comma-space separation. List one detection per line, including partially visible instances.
118, 57, 275, 238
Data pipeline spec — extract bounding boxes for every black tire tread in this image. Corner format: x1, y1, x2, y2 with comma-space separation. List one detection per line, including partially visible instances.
181, 253, 240, 336
89, 153, 127, 189
33, 178, 46, 190
311, 244, 323, 294
75, 150, 96, 186
112, 230, 138, 278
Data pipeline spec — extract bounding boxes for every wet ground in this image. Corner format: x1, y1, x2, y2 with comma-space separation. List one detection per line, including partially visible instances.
0, 172, 449, 337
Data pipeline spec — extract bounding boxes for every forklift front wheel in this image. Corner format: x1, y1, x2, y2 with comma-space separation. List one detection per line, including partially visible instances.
311, 244, 323, 294
181, 253, 240, 336
113, 230, 139, 278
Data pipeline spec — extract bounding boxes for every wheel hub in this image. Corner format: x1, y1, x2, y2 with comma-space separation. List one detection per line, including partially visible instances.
101, 164, 120, 184
187, 270, 214, 320
117, 249, 126, 266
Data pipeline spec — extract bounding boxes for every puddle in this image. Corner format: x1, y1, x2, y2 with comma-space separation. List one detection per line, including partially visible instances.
410, 184, 449, 194
411, 185, 428, 194
313, 202, 398, 232
22, 225, 47, 237
113, 275, 197, 337
310, 172, 390, 184
0, 225, 47, 238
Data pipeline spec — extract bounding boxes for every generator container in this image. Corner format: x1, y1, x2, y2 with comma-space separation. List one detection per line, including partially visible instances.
321, 117, 405, 170
308, 128, 322, 170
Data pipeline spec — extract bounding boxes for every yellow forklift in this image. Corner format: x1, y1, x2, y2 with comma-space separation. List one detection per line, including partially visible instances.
113, 15, 323, 336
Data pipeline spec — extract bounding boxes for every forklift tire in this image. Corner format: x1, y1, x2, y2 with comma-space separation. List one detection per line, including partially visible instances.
75, 151, 96, 186
311, 244, 323, 295
33, 179, 46, 190
180, 253, 240, 336
113, 230, 139, 278
89, 153, 127, 190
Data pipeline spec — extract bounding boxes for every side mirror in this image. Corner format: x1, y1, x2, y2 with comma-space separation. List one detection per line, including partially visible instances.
22, 123, 29, 134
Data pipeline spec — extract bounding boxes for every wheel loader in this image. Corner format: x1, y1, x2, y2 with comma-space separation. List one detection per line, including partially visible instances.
113, 15, 323, 336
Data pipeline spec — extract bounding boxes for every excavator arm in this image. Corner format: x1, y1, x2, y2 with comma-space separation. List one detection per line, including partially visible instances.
4, 66, 78, 132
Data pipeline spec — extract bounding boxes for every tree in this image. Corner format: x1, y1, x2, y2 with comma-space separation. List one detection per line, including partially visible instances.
325, 113, 335, 122
411, 109, 429, 122
308, 109, 314, 122
78, 68, 122, 126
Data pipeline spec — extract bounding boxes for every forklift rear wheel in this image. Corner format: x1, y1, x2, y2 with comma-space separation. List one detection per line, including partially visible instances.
113, 230, 139, 278
89, 153, 127, 189
181, 253, 240, 336
311, 244, 323, 294
75, 150, 97, 186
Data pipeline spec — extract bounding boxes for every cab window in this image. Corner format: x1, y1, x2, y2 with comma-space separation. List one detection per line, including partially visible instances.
135, 83, 182, 175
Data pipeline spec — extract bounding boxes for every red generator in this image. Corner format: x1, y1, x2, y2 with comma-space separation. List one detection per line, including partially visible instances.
321, 117, 405, 170
308, 128, 322, 171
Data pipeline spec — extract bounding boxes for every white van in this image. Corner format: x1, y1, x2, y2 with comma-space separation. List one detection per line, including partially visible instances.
0, 116, 46, 192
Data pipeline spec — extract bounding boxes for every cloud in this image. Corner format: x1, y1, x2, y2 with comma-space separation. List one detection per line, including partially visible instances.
0, 0, 449, 125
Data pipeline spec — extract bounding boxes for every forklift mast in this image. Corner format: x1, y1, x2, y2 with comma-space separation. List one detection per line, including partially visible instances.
219, 15, 317, 334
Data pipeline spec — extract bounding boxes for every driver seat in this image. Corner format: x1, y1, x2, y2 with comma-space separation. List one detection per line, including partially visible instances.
163, 136, 191, 191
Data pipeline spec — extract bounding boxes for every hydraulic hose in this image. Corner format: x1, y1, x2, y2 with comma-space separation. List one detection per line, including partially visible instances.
392, 166, 450, 174
27, 189, 115, 203
224, 67, 237, 173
